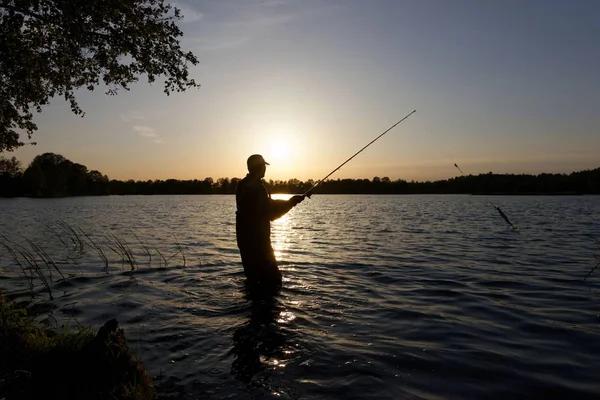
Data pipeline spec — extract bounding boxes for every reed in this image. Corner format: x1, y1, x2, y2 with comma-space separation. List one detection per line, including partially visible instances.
108, 233, 138, 271
173, 235, 186, 267
24, 238, 66, 281
57, 220, 85, 254
1, 223, 194, 297
131, 229, 152, 266
0, 236, 35, 293
1, 235, 53, 299
45, 222, 72, 256
155, 247, 168, 268
78, 227, 109, 272
104, 233, 126, 269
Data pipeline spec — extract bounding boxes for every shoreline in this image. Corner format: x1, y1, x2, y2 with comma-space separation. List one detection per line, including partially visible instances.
0, 291, 155, 400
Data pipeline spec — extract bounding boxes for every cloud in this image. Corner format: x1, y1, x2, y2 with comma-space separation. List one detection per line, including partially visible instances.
119, 111, 163, 144
131, 125, 163, 144
133, 125, 159, 138
120, 111, 146, 122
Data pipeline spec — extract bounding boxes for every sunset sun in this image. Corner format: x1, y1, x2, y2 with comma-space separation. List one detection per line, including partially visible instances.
269, 140, 291, 162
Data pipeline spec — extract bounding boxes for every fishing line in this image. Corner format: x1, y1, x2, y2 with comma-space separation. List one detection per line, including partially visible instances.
303, 110, 416, 196
454, 163, 517, 230
583, 240, 600, 280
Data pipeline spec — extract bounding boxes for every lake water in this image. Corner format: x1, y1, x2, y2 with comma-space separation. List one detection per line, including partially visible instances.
1, 194, 599, 399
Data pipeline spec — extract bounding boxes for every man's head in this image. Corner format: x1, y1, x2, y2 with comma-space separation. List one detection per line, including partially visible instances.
247, 154, 269, 178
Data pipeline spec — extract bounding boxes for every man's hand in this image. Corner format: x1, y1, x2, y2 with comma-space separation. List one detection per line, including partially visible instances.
290, 195, 305, 206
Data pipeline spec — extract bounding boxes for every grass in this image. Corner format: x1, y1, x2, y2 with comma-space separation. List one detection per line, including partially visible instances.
173, 235, 186, 268
0, 238, 35, 294
1, 235, 54, 299
131, 230, 152, 266
58, 219, 85, 254
155, 247, 169, 268
107, 232, 138, 271
24, 238, 65, 281
0, 291, 155, 400
78, 227, 109, 271
0, 222, 188, 298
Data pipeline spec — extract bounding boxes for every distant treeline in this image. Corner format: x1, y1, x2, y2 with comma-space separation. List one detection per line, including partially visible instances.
1, 153, 599, 197
1, 153, 110, 197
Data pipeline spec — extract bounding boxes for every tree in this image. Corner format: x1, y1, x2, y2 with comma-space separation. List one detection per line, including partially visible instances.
216, 177, 230, 194
86, 170, 110, 195
65, 162, 89, 195
0, 155, 22, 196
0, 0, 199, 152
23, 152, 69, 196
0, 155, 21, 176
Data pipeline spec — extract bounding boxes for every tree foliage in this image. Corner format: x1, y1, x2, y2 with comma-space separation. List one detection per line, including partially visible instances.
9, 152, 110, 197
0, 0, 199, 152
106, 170, 600, 195
0, 155, 21, 175
2, 154, 599, 197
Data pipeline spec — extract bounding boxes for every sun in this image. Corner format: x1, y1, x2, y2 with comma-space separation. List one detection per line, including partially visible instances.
269, 140, 291, 162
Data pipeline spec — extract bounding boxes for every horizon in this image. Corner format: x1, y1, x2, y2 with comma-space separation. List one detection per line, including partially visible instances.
105, 163, 600, 183
6, 151, 599, 184
9, 148, 600, 183
110, 164, 599, 183
6, 0, 600, 181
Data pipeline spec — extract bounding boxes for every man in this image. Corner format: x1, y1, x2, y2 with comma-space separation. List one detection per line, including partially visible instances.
236, 154, 305, 287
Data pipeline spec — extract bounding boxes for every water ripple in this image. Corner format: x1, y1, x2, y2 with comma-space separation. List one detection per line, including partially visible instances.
0, 195, 599, 399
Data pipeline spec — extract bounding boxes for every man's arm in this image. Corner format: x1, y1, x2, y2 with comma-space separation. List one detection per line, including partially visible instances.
239, 181, 293, 221
268, 195, 304, 221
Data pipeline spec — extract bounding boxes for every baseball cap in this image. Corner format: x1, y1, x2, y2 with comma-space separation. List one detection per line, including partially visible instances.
247, 154, 270, 169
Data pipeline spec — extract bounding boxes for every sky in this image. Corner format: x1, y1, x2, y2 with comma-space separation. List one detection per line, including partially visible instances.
8, 0, 600, 182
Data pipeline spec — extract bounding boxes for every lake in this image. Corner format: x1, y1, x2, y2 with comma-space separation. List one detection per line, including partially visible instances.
1, 194, 599, 399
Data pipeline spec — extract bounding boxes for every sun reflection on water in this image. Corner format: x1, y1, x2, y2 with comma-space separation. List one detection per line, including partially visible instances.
270, 193, 293, 262
277, 310, 296, 324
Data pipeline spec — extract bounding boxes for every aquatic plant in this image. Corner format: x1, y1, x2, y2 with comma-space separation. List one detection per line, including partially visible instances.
0, 222, 190, 298
131, 230, 152, 266
173, 235, 186, 268
23, 237, 65, 281
107, 232, 138, 271
1, 235, 54, 299
155, 247, 169, 268
58, 220, 85, 254
78, 228, 109, 271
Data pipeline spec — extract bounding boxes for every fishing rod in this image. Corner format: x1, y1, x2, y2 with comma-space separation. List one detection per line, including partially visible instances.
453, 163, 517, 229
303, 109, 416, 196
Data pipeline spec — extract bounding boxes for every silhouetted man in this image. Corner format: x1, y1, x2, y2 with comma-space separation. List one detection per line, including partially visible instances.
236, 154, 305, 287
